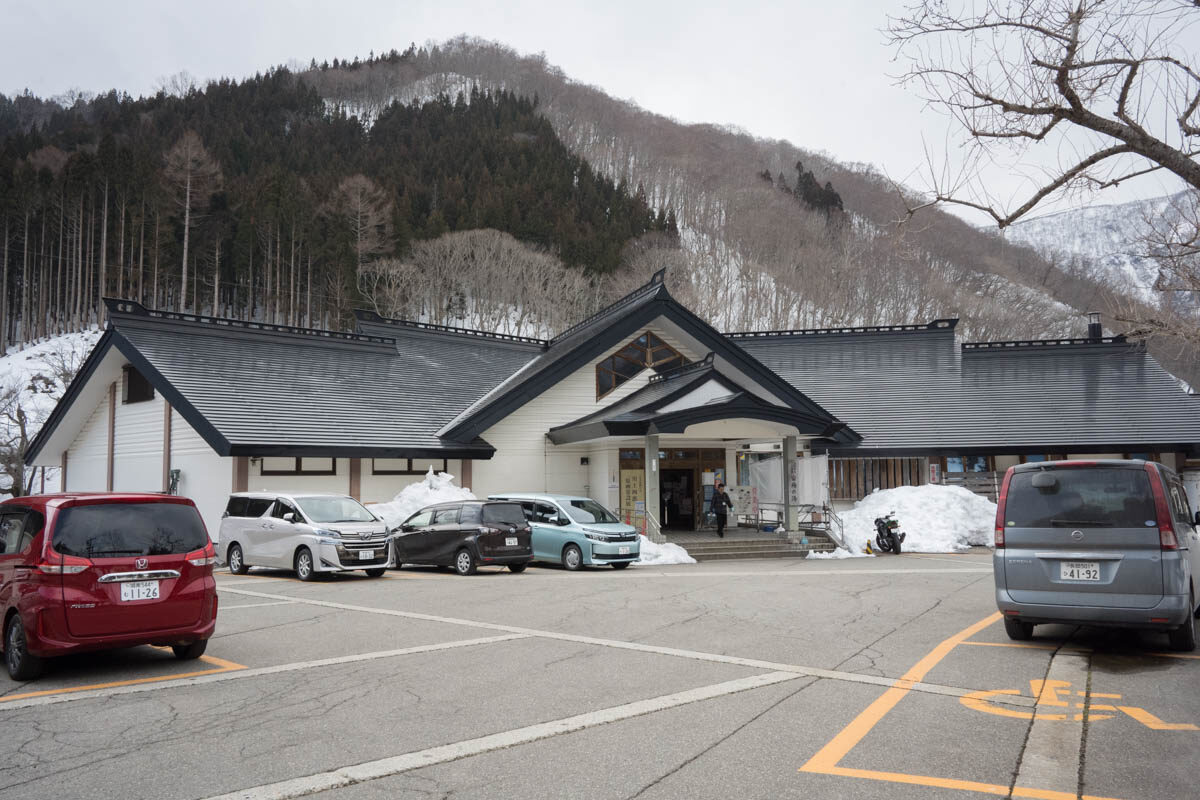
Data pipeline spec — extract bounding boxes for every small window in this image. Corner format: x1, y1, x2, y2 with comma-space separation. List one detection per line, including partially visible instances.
122, 365, 155, 404
946, 456, 989, 473
534, 503, 559, 524
225, 497, 250, 517
271, 501, 300, 521
432, 507, 460, 525
260, 458, 337, 476
371, 458, 449, 475
460, 505, 482, 525
1, 509, 43, 556
596, 331, 686, 399
482, 503, 526, 526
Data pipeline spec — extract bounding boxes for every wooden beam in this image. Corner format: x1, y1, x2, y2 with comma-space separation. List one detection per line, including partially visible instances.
60, 451, 68, 492
349, 458, 362, 500
233, 457, 249, 493
162, 402, 172, 492
460, 458, 472, 489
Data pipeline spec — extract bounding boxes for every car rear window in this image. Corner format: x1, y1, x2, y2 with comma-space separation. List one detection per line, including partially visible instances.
1006, 468, 1157, 528
54, 502, 209, 557
225, 497, 272, 517
482, 503, 525, 526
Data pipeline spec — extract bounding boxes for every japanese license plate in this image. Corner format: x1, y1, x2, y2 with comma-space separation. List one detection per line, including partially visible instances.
358, 550, 376, 560
505, 537, 518, 546
618, 546, 630, 555
120, 581, 160, 601
1061, 561, 1100, 581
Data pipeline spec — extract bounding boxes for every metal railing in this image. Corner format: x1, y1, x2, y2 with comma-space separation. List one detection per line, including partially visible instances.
739, 502, 847, 550
614, 507, 666, 543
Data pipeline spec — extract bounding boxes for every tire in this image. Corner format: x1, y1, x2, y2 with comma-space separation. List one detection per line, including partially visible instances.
1168, 594, 1197, 652
888, 532, 902, 555
227, 543, 248, 575
875, 534, 891, 553
364, 568, 386, 578
1004, 616, 1034, 641
295, 547, 317, 582
172, 640, 208, 660
561, 544, 583, 571
454, 548, 477, 576
508, 562, 528, 573
611, 561, 630, 570
4, 615, 44, 681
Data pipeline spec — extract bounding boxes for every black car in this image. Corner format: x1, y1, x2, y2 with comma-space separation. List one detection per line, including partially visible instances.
391, 501, 533, 575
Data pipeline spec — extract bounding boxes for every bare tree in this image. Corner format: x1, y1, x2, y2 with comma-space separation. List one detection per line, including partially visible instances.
330, 174, 393, 272
887, 1, 1200, 352
163, 131, 222, 311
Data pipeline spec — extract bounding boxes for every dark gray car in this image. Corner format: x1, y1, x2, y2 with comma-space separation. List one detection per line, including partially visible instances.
994, 459, 1200, 651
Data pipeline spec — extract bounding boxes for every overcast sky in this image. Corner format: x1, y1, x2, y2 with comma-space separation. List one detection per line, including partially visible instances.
2, 0, 1190, 224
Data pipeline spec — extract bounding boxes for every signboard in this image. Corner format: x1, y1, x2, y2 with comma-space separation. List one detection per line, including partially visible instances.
729, 485, 758, 517
929, 463, 941, 484
620, 469, 645, 516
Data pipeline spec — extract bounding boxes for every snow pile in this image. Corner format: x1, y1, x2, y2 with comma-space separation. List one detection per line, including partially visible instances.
634, 536, 697, 566
839, 484, 997, 553
807, 547, 873, 560
367, 468, 476, 527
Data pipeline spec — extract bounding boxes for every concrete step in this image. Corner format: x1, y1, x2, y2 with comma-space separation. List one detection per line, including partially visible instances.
690, 545, 836, 562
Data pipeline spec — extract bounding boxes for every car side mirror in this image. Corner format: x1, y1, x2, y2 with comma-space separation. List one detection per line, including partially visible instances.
400, 524, 413, 533
1194, 511, 1200, 527
556, 516, 571, 526
283, 512, 295, 523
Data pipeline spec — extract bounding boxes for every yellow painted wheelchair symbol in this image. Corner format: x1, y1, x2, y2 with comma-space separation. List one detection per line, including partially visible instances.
962, 679, 1198, 730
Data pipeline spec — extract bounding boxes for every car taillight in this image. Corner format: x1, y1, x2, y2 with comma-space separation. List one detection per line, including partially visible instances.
994, 468, 1013, 548
1147, 465, 1178, 550
187, 541, 218, 566
37, 552, 91, 575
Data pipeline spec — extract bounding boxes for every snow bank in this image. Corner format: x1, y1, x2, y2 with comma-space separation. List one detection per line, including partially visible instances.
367, 469, 476, 527
634, 536, 697, 566
807, 547, 873, 560
839, 484, 997, 553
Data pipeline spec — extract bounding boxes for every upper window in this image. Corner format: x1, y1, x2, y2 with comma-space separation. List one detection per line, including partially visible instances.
596, 332, 685, 399
260, 458, 336, 476
122, 365, 155, 404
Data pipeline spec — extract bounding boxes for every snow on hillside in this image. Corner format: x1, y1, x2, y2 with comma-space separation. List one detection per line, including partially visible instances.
0, 330, 102, 496
1005, 192, 1188, 303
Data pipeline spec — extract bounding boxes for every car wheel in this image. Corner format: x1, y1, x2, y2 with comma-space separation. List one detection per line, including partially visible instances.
888, 532, 902, 555
561, 544, 583, 571
454, 549, 477, 576
227, 543, 248, 575
611, 561, 630, 570
172, 640, 208, 660
295, 547, 317, 582
4, 616, 44, 681
1004, 617, 1034, 641
1168, 594, 1197, 652
508, 562, 527, 573
365, 568, 386, 578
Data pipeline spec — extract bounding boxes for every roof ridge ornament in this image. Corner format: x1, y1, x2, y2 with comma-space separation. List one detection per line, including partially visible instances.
724, 318, 958, 339
351, 309, 548, 346
548, 269, 671, 345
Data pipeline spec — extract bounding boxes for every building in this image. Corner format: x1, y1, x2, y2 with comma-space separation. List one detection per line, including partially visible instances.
26, 271, 1200, 537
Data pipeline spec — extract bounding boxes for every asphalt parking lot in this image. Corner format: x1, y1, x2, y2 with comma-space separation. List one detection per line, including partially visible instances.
0, 552, 1196, 800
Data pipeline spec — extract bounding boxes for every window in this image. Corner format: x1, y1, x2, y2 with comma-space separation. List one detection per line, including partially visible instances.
0, 510, 41, 555
271, 500, 300, 521
260, 458, 337, 476
946, 456, 990, 473
295, 496, 376, 524
122, 365, 155, 404
565, 499, 619, 524
245, 498, 274, 517
225, 497, 249, 517
534, 503, 559, 524
460, 504, 482, 525
54, 503, 206, 557
403, 510, 433, 528
371, 458, 449, 475
596, 332, 686, 399
432, 507, 460, 525
482, 503, 526, 526
1004, 468, 1155, 529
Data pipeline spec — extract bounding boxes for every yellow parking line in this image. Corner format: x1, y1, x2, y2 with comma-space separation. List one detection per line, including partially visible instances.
0, 650, 246, 703
960, 640, 1200, 660
799, 611, 1123, 800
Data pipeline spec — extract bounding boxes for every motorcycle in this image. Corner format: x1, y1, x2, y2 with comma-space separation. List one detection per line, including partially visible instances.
873, 511, 905, 554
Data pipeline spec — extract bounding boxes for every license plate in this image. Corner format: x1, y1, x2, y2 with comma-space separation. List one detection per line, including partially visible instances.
120, 581, 160, 601
505, 537, 517, 547
618, 546, 630, 555
358, 550, 376, 560
1061, 561, 1100, 581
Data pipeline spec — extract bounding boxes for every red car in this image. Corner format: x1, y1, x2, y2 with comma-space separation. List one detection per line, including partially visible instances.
0, 492, 218, 681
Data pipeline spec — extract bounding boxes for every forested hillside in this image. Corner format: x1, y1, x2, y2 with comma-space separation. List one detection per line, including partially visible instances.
0, 69, 670, 349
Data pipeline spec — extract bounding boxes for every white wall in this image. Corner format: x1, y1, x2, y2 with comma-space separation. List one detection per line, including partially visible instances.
248, 458, 351, 495
360, 459, 462, 504
113, 394, 165, 492
470, 325, 703, 500
65, 389, 110, 491
171, 411, 232, 539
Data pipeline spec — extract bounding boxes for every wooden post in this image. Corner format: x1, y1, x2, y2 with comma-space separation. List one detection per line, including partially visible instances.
349, 458, 362, 500
60, 451, 68, 492
106, 382, 116, 491
233, 457, 249, 493
162, 402, 172, 492
460, 458, 472, 490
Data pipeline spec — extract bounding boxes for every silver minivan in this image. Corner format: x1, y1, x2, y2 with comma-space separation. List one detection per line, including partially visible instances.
994, 459, 1200, 651
218, 492, 391, 581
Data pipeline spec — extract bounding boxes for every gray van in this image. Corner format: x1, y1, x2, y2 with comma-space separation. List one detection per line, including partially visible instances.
994, 459, 1200, 650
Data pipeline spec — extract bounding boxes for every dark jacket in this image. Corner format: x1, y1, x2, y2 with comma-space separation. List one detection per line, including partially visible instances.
710, 490, 733, 516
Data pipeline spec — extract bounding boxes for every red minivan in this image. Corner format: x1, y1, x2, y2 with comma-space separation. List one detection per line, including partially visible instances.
0, 493, 218, 681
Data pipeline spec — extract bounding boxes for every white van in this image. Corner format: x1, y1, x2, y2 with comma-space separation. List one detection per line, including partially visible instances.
218, 492, 391, 581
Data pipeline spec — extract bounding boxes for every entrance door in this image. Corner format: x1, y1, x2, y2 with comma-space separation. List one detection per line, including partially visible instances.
661, 469, 695, 530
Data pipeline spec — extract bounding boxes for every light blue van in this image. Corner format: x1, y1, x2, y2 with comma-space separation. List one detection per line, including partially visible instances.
486, 494, 640, 570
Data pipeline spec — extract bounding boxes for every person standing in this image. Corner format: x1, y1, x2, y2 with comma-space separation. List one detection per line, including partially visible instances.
710, 482, 734, 538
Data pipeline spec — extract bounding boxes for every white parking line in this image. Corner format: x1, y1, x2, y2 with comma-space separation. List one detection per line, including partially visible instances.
203, 670, 805, 800
0, 635, 528, 712
217, 586, 1034, 707
221, 601, 297, 609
